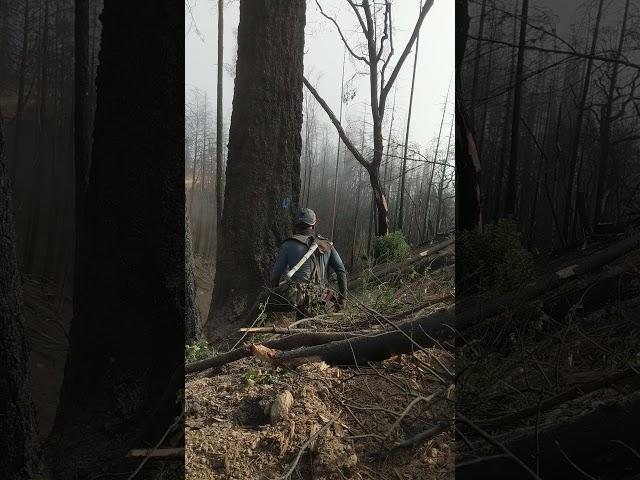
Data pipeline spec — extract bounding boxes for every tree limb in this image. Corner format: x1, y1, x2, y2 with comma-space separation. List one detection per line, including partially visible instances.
315, 0, 369, 64
303, 76, 370, 169
379, 0, 434, 113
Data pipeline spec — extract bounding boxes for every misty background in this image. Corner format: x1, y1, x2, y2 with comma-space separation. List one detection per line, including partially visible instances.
185, 0, 455, 269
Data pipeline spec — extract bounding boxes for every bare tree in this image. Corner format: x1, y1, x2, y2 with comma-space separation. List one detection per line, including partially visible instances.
397, 0, 422, 232
304, 0, 433, 236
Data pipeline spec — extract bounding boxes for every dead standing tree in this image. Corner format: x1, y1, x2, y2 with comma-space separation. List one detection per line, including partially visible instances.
304, 0, 433, 237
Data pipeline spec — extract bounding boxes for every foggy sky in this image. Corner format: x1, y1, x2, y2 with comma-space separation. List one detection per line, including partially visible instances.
185, 0, 455, 158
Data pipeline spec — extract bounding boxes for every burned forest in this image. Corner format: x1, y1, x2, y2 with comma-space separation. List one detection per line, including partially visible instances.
1, 0, 186, 478
185, 0, 455, 478
3, 0, 639, 479
456, 0, 640, 478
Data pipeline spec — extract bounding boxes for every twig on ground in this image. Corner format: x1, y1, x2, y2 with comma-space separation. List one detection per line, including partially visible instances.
270, 417, 338, 480
457, 413, 542, 480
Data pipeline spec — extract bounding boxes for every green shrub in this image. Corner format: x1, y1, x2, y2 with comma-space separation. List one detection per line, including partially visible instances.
185, 338, 210, 362
372, 231, 411, 265
457, 220, 532, 295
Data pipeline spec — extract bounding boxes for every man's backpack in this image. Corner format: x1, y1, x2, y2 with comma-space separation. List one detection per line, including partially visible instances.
287, 234, 332, 287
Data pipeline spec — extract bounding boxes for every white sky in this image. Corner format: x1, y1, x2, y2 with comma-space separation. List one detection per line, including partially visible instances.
185, 0, 454, 155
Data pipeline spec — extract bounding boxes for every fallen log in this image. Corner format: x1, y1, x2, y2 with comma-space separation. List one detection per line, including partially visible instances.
456, 233, 640, 331
186, 331, 363, 374
349, 237, 454, 291
250, 306, 455, 368
538, 250, 640, 318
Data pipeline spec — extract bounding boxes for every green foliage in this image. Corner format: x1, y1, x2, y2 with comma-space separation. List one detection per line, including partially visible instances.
372, 231, 411, 265
357, 282, 406, 315
457, 220, 533, 295
185, 338, 210, 362
244, 367, 275, 387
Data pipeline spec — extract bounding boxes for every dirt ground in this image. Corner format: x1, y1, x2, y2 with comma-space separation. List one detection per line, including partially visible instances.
187, 255, 455, 479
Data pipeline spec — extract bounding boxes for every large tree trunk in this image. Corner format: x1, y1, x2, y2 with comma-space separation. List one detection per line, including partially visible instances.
0, 110, 41, 479
206, 0, 306, 341
46, 2, 184, 477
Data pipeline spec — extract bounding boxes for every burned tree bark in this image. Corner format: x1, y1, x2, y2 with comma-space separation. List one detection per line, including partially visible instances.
46, 2, 184, 477
0, 109, 41, 479
186, 213, 201, 344
216, 0, 224, 236
455, 0, 482, 232
206, 0, 306, 340
504, 0, 529, 218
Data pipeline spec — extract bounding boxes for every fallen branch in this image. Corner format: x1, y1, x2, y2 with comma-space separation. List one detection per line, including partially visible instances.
271, 417, 337, 480
387, 294, 454, 320
239, 326, 321, 334
350, 238, 454, 291
457, 413, 542, 480
477, 367, 638, 427
250, 307, 454, 368
390, 420, 449, 450
456, 233, 640, 331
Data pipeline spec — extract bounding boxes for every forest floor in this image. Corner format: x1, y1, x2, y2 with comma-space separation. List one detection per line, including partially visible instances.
186, 248, 455, 479
456, 238, 640, 478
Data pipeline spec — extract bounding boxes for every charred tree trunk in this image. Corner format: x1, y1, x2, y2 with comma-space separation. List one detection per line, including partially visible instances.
563, 0, 604, 240
206, 0, 306, 341
493, 1, 519, 221
46, 2, 184, 477
186, 213, 201, 344
455, 0, 482, 232
504, 0, 528, 218
11, 0, 30, 180
75, 0, 91, 211
0, 109, 41, 480
216, 0, 224, 238
593, 0, 630, 226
